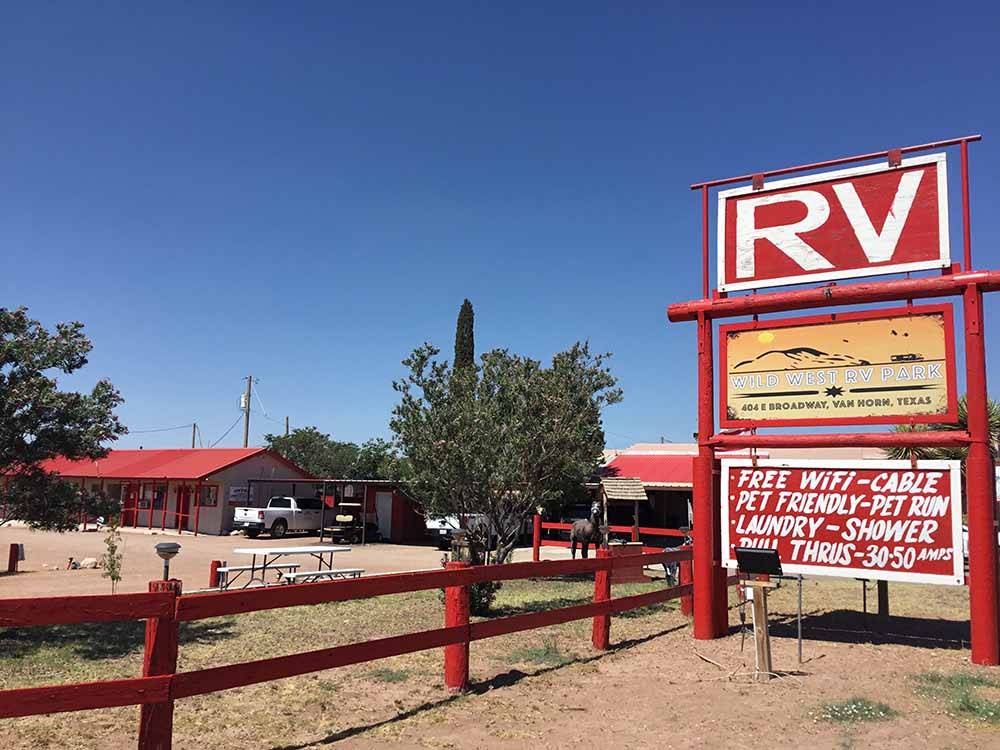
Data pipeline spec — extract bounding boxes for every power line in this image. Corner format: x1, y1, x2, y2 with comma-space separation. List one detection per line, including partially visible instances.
129, 423, 194, 434
251, 408, 284, 425
210, 414, 245, 448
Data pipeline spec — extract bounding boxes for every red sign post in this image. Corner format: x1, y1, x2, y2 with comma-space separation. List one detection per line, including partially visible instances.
669, 135, 1000, 665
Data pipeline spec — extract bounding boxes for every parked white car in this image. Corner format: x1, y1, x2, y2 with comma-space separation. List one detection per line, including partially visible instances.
960, 524, 1000, 558
234, 496, 324, 539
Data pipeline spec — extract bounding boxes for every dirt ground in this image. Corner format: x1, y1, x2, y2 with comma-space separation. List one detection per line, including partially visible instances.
0, 524, 446, 597
3, 528, 1000, 749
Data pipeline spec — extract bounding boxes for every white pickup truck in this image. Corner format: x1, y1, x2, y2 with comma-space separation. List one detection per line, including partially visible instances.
234, 496, 324, 539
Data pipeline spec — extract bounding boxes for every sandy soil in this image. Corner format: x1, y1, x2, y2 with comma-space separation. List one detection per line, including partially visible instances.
0, 525, 445, 597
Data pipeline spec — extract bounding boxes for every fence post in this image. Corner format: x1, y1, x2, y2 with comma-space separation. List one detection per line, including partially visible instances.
679, 556, 693, 617
592, 548, 611, 650
7, 543, 19, 574
532, 514, 542, 562
138, 579, 182, 750
208, 560, 222, 589
443, 561, 470, 692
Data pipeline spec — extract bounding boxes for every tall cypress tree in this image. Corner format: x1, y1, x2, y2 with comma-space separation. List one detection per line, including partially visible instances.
454, 298, 475, 369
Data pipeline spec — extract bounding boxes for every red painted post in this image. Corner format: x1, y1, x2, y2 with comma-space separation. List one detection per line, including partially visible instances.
443, 561, 470, 692
679, 556, 693, 617
694, 311, 727, 639
961, 139, 972, 272
7, 543, 19, 574
138, 579, 181, 750
963, 284, 1000, 665
592, 548, 611, 650
209, 560, 222, 589
532, 514, 542, 562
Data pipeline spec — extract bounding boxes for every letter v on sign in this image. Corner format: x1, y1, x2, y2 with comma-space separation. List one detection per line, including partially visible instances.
718, 153, 950, 292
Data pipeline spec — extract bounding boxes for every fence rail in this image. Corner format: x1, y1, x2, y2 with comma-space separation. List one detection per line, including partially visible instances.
531, 514, 690, 561
0, 547, 698, 748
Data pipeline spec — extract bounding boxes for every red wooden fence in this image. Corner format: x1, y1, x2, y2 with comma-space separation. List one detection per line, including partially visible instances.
531, 514, 688, 558
0, 547, 696, 749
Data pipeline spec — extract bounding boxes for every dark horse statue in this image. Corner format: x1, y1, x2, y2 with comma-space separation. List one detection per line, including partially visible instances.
570, 514, 604, 559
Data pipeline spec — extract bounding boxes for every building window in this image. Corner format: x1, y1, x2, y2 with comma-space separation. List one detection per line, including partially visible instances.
199, 486, 218, 507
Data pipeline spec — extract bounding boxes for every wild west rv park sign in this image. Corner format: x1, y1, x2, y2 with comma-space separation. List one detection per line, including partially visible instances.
668, 135, 1000, 665
720, 304, 958, 427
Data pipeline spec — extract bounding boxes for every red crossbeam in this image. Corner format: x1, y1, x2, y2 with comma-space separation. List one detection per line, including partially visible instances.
172, 626, 468, 698
0, 676, 171, 719
176, 554, 658, 621
666, 270, 1000, 322
0, 592, 174, 628
710, 431, 971, 450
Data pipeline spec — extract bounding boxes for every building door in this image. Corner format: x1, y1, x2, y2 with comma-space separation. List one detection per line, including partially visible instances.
376, 491, 393, 541
121, 483, 138, 526
176, 485, 191, 530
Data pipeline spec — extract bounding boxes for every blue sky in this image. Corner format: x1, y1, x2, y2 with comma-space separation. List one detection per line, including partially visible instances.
3, 2, 999, 450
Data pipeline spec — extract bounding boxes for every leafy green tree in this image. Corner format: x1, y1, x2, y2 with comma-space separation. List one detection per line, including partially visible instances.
454, 299, 475, 370
0, 307, 126, 530
264, 427, 358, 477
350, 438, 408, 480
887, 395, 1000, 465
391, 342, 621, 567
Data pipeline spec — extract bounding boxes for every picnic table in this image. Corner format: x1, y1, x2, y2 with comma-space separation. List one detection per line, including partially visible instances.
225, 545, 354, 588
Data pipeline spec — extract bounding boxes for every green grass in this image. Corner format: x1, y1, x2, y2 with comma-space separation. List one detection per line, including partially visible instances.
811, 697, 898, 723
368, 666, 410, 683
915, 672, 1000, 723
508, 636, 572, 667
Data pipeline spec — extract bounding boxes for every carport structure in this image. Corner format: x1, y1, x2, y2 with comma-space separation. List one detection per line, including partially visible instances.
242, 477, 425, 544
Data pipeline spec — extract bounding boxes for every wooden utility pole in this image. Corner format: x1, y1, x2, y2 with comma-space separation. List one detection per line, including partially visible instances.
191, 423, 196, 449
242, 376, 253, 448
285, 416, 289, 436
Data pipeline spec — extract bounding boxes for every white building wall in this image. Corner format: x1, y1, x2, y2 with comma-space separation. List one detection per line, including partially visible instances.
205, 452, 313, 535
66, 451, 312, 536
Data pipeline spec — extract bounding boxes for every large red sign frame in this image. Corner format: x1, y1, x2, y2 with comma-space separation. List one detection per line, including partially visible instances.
667, 135, 1000, 666
721, 459, 964, 586
718, 154, 950, 292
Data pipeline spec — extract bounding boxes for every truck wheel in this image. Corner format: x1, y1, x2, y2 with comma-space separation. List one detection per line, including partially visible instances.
271, 520, 287, 539
246, 529, 260, 539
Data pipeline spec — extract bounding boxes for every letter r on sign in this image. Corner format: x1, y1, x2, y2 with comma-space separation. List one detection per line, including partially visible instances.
735, 190, 833, 279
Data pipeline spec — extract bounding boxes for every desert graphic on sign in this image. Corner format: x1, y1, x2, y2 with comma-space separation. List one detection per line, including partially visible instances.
720, 304, 956, 427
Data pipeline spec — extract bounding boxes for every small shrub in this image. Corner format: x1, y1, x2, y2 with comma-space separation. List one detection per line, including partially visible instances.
509, 637, 570, 667
469, 581, 501, 616
369, 667, 409, 683
915, 672, 1000, 723
100, 516, 124, 594
811, 697, 897, 723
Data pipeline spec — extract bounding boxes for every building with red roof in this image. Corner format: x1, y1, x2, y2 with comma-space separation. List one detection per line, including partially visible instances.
42, 448, 313, 535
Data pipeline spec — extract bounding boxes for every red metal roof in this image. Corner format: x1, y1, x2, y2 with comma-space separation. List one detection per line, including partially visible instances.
602, 454, 694, 488
41, 448, 310, 481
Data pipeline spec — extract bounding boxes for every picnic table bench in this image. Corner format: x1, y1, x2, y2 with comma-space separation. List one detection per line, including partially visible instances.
280, 568, 364, 584
216, 563, 300, 589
